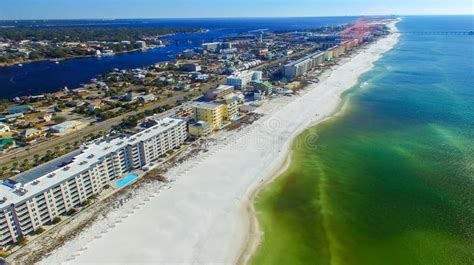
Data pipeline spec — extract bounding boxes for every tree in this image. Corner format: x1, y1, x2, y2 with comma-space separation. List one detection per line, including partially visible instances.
53, 116, 67, 123
35, 227, 45, 235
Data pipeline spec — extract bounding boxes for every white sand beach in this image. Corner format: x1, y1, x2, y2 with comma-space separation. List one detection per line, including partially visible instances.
38, 21, 400, 265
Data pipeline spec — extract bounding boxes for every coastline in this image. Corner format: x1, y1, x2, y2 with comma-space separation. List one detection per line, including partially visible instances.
239, 19, 401, 265
36, 21, 401, 265
0, 48, 149, 68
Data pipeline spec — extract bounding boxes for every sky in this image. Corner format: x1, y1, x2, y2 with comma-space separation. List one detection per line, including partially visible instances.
0, 0, 473, 20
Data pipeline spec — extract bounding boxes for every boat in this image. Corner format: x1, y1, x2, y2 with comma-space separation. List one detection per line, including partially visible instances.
18, 63, 23, 67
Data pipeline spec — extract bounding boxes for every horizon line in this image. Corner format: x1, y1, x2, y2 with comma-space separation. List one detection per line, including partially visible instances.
0, 14, 473, 21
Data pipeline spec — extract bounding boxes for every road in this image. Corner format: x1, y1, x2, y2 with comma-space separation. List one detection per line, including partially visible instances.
0, 47, 307, 173
0, 91, 202, 171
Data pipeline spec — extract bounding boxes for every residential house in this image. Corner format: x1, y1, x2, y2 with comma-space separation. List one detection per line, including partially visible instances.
87, 99, 102, 112
7, 105, 33, 114
20, 128, 43, 143
0, 138, 16, 150
50, 121, 82, 134
0, 122, 10, 135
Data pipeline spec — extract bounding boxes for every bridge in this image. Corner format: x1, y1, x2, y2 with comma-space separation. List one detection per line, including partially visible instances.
393, 31, 473, 35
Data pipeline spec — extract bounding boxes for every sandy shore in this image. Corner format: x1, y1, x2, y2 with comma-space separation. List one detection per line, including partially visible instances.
38, 21, 400, 265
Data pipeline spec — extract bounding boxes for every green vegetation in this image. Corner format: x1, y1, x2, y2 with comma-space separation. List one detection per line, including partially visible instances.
67, 208, 77, 216
117, 104, 174, 129
0, 26, 198, 64
81, 199, 92, 207
15, 237, 28, 246
0, 27, 197, 42
52, 217, 62, 224
52, 115, 67, 123
35, 227, 45, 235
0, 250, 9, 258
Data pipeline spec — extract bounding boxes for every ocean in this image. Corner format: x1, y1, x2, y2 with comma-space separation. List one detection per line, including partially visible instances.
0, 17, 357, 99
251, 16, 474, 265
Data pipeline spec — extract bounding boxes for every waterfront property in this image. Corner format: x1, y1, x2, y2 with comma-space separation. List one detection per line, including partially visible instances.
226, 70, 262, 90
115, 173, 140, 188
192, 96, 241, 130
283, 51, 325, 80
192, 102, 226, 130
205, 85, 235, 100
0, 117, 187, 247
188, 120, 212, 137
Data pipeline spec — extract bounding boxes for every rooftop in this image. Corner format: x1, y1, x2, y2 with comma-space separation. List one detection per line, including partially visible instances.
284, 51, 325, 67
192, 101, 223, 110
0, 117, 184, 208
11, 150, 82, 185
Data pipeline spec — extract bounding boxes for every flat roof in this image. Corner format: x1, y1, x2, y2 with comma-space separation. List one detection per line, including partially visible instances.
215, 85, 234, 91
284, 51, 325, 68
0, 117, 184, 208
192, 101, 223, 110
11, 150, 82, 185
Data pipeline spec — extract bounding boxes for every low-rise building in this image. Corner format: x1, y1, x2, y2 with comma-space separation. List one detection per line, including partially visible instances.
135, 41, 147, 49
188, 120, 212, 137
0, 122, 10, 135
0, 138, 16, 150
8, 105, 33, 114
50, 121, 83, 134
20, 128, 44, 143
226, 71, 262, 89
0, 113, 24, 122
41, 113, 53, 122
181, 63, 201, 72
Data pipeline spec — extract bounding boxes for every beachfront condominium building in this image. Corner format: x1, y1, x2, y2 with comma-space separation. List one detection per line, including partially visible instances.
192, 96, 241, 130
0, 118, 187, 247
226, 70, 262, 89
188, 120, 212, 137
192, 102, 226, 130
283, 51, 325, 80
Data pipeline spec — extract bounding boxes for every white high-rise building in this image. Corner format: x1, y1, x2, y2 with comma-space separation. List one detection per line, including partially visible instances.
226, 70, 262, 89
283, 51, 325, 80
0, 118, 187, 247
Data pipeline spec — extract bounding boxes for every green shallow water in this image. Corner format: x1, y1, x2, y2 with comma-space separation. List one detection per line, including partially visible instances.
251, 16, 474, 265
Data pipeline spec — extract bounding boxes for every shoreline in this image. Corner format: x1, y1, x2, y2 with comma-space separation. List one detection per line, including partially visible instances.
238, 19, 401, 265
0, 48, 148, 68
36, 21, 401, 265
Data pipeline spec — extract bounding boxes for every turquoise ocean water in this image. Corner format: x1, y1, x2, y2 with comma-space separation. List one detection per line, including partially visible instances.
252, 16, 474, 265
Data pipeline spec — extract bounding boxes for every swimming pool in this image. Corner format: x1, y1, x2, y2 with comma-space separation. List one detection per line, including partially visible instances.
115, 173, 140, 188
